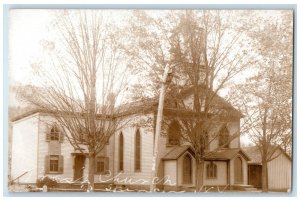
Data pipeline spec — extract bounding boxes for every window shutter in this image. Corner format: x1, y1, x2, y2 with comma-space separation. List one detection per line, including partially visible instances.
59, 131, 64, 143
104, 157, 109, 173
94, 157, 99, 174
46, 126, 51, 141
58, 155, 64, 173
45, 155, 50, 174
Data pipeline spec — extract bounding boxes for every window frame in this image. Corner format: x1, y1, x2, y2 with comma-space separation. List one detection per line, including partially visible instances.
119, 132, 124, 172
49, 155, 59, 173
167, 120, 181, 146
219, 125, 230, 148
182, 153, 193, 184
206, 162, 217, 179
134, 129, 141, 172
50, 125, 60, 141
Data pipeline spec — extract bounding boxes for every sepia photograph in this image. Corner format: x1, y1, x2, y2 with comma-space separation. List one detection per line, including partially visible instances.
7, 8, 293, 194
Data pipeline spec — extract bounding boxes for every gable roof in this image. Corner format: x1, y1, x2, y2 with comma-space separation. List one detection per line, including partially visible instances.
11, 85, 241, 122
162, 145, 195, 160
242, 146, 292, 165
241, 146, 262, 164
204, 148, 250, 161
174, 85, 243, 117
162, 146, 250, 161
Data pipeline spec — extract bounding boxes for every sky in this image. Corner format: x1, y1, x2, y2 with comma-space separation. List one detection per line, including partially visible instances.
9, 10, 56, 85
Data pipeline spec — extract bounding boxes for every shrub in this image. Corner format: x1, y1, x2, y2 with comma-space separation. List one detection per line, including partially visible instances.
36, 176, 58, 188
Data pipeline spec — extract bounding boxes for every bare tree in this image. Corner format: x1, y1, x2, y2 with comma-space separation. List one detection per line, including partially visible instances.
230, 11, 293, 192
18, 10, 132, 191
127, 10, 255, 191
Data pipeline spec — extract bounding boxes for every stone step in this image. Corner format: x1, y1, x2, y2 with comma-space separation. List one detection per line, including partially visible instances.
244, 187, 259, 191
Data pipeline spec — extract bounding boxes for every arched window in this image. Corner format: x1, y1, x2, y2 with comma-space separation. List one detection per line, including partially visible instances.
168, 120, 181, 145
234, 157, 243, 183
182, 154, 192, 184
135, 129, 141, 172
119, 132, 124, 172
206, 162, 217, 179
219, 125, 229, 148
50, 125, 60, 141
47, 124, 63, 142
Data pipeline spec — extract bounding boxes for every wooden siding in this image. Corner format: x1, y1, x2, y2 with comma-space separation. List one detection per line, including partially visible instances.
164, 160, 177, 186
203, 161, 227, 186
38, 115, 76, 181
112, 116, 155, 185
11, 114, 39, 183
268, 153, 291, 191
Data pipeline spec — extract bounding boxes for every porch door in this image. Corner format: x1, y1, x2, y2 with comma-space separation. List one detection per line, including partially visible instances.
248, 165, 262, 188
74, 155, 85, 181
234, 157, 243, 184
182, 154, 192, 184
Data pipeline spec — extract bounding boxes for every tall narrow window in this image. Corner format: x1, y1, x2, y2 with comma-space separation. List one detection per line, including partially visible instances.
119, 132, 124, 171
219, 125, 229, 148
168, 120, 181, 145
135, 129, 141, 172
182, 154, 192, 184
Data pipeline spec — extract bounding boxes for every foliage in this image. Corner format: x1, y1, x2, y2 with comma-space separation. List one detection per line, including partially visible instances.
229, 10, 293, 192
36, 176, 58, 188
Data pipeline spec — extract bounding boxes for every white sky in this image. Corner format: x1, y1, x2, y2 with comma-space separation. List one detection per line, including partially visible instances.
9, 10, 56, 85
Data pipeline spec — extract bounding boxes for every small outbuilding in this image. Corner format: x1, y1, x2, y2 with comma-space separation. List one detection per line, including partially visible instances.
242, 146, 291, 192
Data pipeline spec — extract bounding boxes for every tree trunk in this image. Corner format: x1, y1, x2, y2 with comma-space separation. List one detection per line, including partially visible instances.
88, 153, 95, 192
195, 155, 204, 192
261, 160, 268, 192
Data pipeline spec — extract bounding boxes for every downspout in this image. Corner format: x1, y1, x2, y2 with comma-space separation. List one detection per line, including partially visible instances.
227, 160, 230, 188
36, 114, 40, 182
112, 130, 115, 185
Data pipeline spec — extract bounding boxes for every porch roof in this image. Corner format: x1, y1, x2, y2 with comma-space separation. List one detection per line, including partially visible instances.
162, 146, 250, 161
162, 145, 195, 160
241, 146, 262, 164
204, 148, 251, 161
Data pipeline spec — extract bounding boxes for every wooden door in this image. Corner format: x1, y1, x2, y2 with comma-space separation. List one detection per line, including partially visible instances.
74, 155, 85, 182
182, 154, 192, 184
234, 157, 243, 184
248, 165, 262, 188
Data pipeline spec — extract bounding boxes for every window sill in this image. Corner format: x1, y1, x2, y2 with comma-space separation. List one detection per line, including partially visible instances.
47, 172, 62, 174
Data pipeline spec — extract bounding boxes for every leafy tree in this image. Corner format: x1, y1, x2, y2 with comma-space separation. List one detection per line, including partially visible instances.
230, 10, 293, 192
